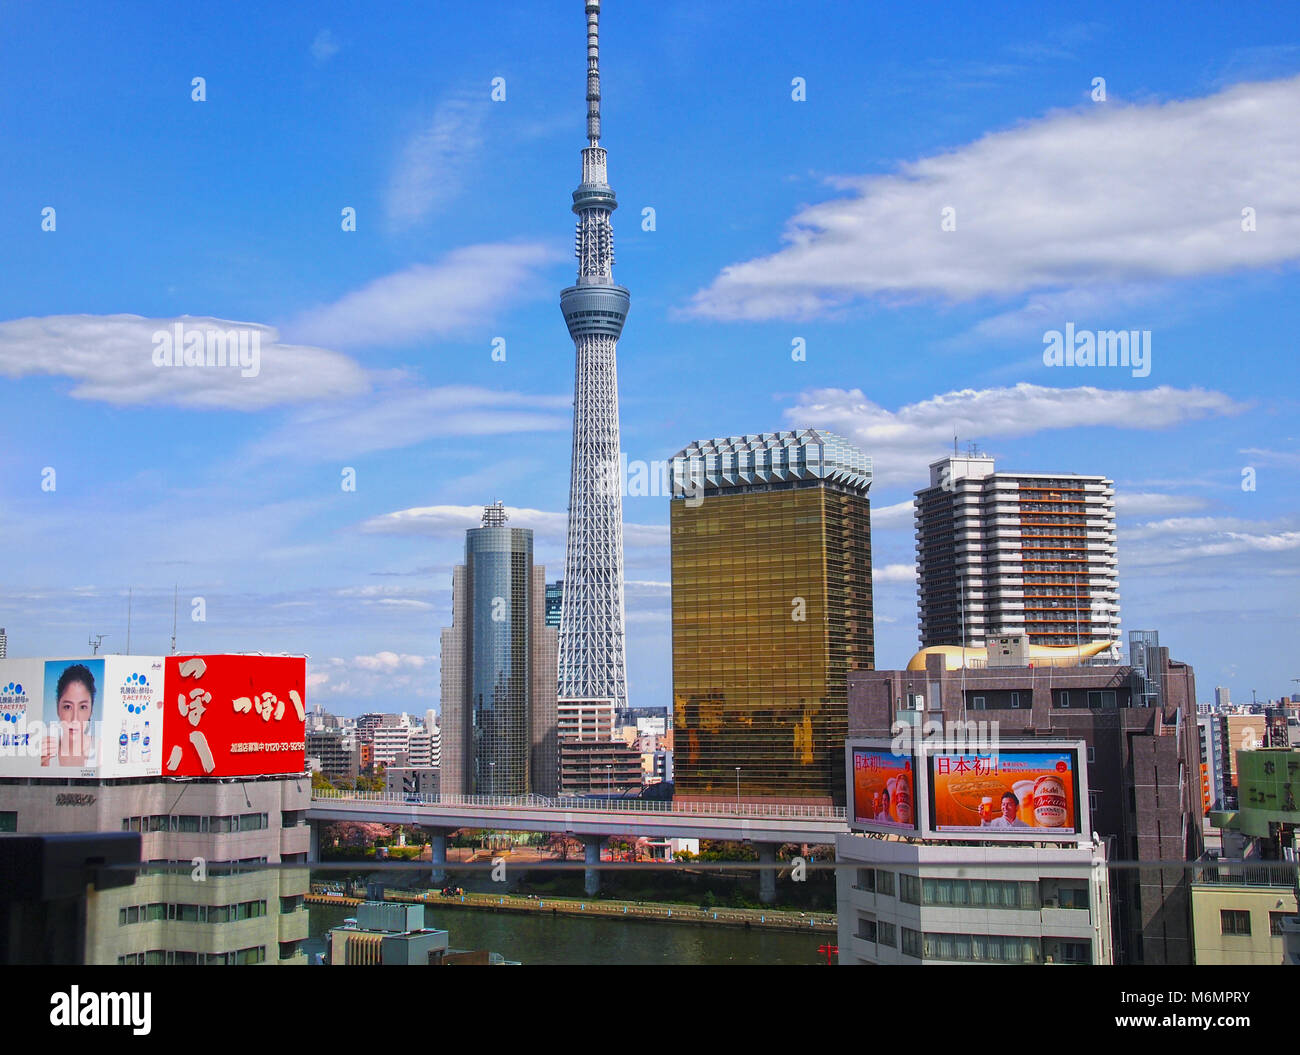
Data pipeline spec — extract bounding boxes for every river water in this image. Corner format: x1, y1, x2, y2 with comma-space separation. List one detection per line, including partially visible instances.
309, 903, 832, 966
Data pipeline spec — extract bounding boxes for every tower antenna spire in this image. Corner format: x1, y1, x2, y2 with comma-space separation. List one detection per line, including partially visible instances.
585, 0, 601, 146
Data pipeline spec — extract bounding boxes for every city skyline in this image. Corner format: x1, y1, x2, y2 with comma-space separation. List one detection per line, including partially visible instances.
2, 3, 1299, 714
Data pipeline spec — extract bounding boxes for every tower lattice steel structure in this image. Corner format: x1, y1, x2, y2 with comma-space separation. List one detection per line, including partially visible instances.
557, 0, 629, 710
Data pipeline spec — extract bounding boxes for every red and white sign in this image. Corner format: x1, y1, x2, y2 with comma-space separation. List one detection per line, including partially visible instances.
163, 655, 306, 777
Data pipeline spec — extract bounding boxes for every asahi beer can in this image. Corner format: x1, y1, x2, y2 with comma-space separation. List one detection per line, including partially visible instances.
1032, 774, 1068, 827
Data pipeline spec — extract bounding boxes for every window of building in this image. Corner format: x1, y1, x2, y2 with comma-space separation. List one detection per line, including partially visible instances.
1220, 909, 1251, 936
1089, 792, 1099, 812
857, 916, 878, 942
1041, 879, 1090, 910
899, 873, 920, 905
1010, 692, 1020, 709
1044, 939, 1090, 964
876, 869, 895, 897
855, 868, 875, 892
1054, 690, 1071, 709
1087, 746, 1095, 763
923, 932, 1041, 964
0, 811, 16, 833
924, 877, 1038, 910
877, 921, 896, 948
971, 696, 986, 710
1271, 912, 1291, 937
901, 927, 922, 959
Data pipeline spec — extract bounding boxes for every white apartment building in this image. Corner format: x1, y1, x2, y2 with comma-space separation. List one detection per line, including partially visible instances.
915, 455, 1120, 653
836, 836, 1112, 965
408, 728, 432, 768
371, 714, 413, 768
423, 710, 442, 769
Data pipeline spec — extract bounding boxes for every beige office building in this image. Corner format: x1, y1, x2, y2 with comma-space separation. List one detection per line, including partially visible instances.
1191, 868, 1297, 965
0, 774, 311, 965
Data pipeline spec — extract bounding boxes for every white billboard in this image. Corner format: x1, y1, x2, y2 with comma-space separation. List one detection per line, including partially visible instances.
0, 656, 165, 778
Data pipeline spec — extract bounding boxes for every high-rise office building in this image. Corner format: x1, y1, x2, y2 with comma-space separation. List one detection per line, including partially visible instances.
0, 627, 6, 659
914, 454, 1119, 653
668, 429, 874, 806
440, 503, 557, 796
545, 581, 563, 629
1214, 685, 1231, 709
556, 0, 631, 711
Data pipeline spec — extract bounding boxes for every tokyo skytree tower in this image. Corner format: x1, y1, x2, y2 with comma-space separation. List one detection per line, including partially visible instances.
557, 0, 629, 710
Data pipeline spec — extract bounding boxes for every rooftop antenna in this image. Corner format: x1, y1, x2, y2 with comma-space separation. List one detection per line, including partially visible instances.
89, 634, 107, 655
126, 588, 133, 655
171, 584, 179, 656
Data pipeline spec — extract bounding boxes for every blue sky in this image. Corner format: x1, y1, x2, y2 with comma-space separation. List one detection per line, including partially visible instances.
2, 1, 1298, 716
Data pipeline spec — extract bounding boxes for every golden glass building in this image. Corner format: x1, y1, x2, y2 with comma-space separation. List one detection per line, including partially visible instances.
668, 430, 874, 806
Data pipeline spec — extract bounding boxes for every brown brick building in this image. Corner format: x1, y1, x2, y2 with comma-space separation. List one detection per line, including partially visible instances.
848, 643, 1202, 964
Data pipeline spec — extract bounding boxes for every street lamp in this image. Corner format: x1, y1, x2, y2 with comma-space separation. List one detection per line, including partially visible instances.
735, 766, 741, 805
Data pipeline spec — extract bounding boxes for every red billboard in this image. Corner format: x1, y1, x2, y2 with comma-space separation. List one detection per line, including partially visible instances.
163, 655, 306, 777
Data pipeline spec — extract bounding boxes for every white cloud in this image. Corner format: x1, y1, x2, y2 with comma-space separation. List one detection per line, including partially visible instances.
689, 75, 1300, 319
352, 652, 430, 672
359, 504, 668, 548
285, 243, 559, 348
386, 94, 488, 227
0, 314, 368, 410
789, 383, 1244, 486
1123, 515, 1300, 569
871, 499, 916, 528
252, 385, 571, 460
1126, 515, 1274, 539
1114, 492, 1208, 517
874, 563, 917, 584
1239, 447, 1300, 468
310, 29, 340, 63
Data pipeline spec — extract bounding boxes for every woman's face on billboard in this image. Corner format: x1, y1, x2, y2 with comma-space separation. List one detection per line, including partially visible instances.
58, 683, 93, 729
